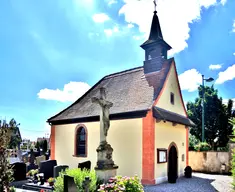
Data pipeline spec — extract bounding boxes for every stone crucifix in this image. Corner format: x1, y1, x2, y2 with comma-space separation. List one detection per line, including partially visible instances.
92, 87, 113, 145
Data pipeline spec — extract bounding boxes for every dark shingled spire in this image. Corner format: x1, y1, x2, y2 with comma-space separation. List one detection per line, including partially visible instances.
149, 11, 163, 40
140, 10, 171, 50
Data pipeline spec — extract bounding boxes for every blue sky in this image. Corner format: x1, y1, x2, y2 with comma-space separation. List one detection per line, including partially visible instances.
0, 0, 235, 141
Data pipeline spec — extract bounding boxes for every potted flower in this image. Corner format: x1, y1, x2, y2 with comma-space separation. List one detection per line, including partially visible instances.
47, 177, 55, 186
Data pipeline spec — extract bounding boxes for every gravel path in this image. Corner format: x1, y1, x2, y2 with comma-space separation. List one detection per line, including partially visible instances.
144, 173, 233, 192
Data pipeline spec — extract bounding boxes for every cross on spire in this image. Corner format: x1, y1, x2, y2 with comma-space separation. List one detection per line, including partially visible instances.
153, 0, 157, 12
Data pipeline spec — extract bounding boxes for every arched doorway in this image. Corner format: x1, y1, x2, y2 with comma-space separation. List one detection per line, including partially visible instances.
168, 144, 178, 183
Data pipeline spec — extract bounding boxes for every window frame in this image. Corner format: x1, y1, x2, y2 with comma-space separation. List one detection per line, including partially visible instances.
73, 124, 88, 158
170, 92, 175, 105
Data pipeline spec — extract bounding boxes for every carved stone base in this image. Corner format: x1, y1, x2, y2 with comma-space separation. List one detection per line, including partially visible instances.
96, 141, 117, 169
95, 141, 118, 182
95, 166, 118, 183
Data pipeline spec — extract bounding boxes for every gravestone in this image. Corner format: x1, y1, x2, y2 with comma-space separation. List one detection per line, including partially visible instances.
17, 149, 23, 161
64, 175, 77, 192
36, 155, 46, 166
92, 87, 118, 183
78, 161, 91, 171
12, 162, 26, 181
39, 160, 57, 180
54, 165, 69, 178
28, 149, 35, 165
82, 176, 91, 192
27, 149, 38, 172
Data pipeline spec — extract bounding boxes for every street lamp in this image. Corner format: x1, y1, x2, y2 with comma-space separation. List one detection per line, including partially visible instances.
201, 75, 214, 142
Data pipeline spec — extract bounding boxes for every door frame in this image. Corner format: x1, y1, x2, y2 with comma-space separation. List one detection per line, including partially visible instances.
167, 142, 178, 178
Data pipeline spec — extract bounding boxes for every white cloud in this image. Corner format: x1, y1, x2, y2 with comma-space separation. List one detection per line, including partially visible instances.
38, 82, 91, 102
92, 13, 110, 23
220, 0, 227, 5
108, 0, 117, 5
127, 23, 134, 28
215, 64, 235, 84
104, 26, 119, 36
179, 69, 202, 92
233, 53, 235, 56
119, 0, 221, 55
209, 64, 222, 70
133, 35, 145, 40
233, 20, 235, 33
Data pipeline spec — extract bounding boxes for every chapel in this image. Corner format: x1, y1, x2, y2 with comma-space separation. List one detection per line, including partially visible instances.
48, 8, 194, 185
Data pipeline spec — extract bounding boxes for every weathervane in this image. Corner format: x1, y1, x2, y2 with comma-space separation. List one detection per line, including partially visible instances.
153, 0, 157, 12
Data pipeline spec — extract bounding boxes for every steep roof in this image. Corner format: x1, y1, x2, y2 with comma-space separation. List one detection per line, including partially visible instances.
140, 11, 171, 50
48, 59, 173, 124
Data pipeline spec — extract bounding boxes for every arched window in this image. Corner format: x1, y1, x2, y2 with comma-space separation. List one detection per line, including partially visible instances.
74, 126, 87, 157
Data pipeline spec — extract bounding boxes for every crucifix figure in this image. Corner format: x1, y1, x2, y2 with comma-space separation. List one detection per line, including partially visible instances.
153, 0, 157, 12
92, 87, 113, 145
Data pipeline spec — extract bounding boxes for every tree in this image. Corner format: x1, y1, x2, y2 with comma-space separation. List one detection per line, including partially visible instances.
35, 141, 40, 151
187, 85, 235, 149
7, 119, 22, 149
42, 139, 48, 154
0, 120, 14, 191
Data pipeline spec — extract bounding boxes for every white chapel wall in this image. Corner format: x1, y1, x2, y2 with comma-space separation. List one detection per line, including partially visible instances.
156, 63, 186, 116
154, 121, 187, 184
54, 118, 143, 178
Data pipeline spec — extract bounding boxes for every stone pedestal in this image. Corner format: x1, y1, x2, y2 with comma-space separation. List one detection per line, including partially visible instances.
95, 167, 118, 183
95, 141, 118, 182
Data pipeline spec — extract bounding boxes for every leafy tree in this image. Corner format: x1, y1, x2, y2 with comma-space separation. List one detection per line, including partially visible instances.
187, 85, 235, 149
189, 134, 199, 150
0, 120, 14, 191
6, 119, 22, 149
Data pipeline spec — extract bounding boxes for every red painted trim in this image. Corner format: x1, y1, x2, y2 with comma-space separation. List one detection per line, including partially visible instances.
153, 60, 188, 117
186, 127, 189, 166
74, 124, 88, 158
50, 125, 55, 160
142, 110, 155, 185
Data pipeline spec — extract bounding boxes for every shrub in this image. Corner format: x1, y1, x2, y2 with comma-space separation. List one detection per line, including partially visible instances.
189, 134, 199, 151
53, 168, 97, 192
217, 144, 229, 152
229, 118, 235, 188
194, 142, 211, 151
98, 175, 144, 192
26, 169, 38, 177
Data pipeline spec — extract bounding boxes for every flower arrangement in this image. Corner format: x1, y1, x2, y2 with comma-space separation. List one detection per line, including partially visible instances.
48, 177, 55, 183
48, 177, 55, 186
98, 175, 144, 192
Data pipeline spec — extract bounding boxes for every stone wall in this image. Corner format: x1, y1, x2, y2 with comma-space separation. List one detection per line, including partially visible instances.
189, 151, 230, 174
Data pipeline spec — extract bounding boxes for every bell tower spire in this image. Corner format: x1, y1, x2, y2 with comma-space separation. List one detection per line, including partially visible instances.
141, 1, 172, 74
